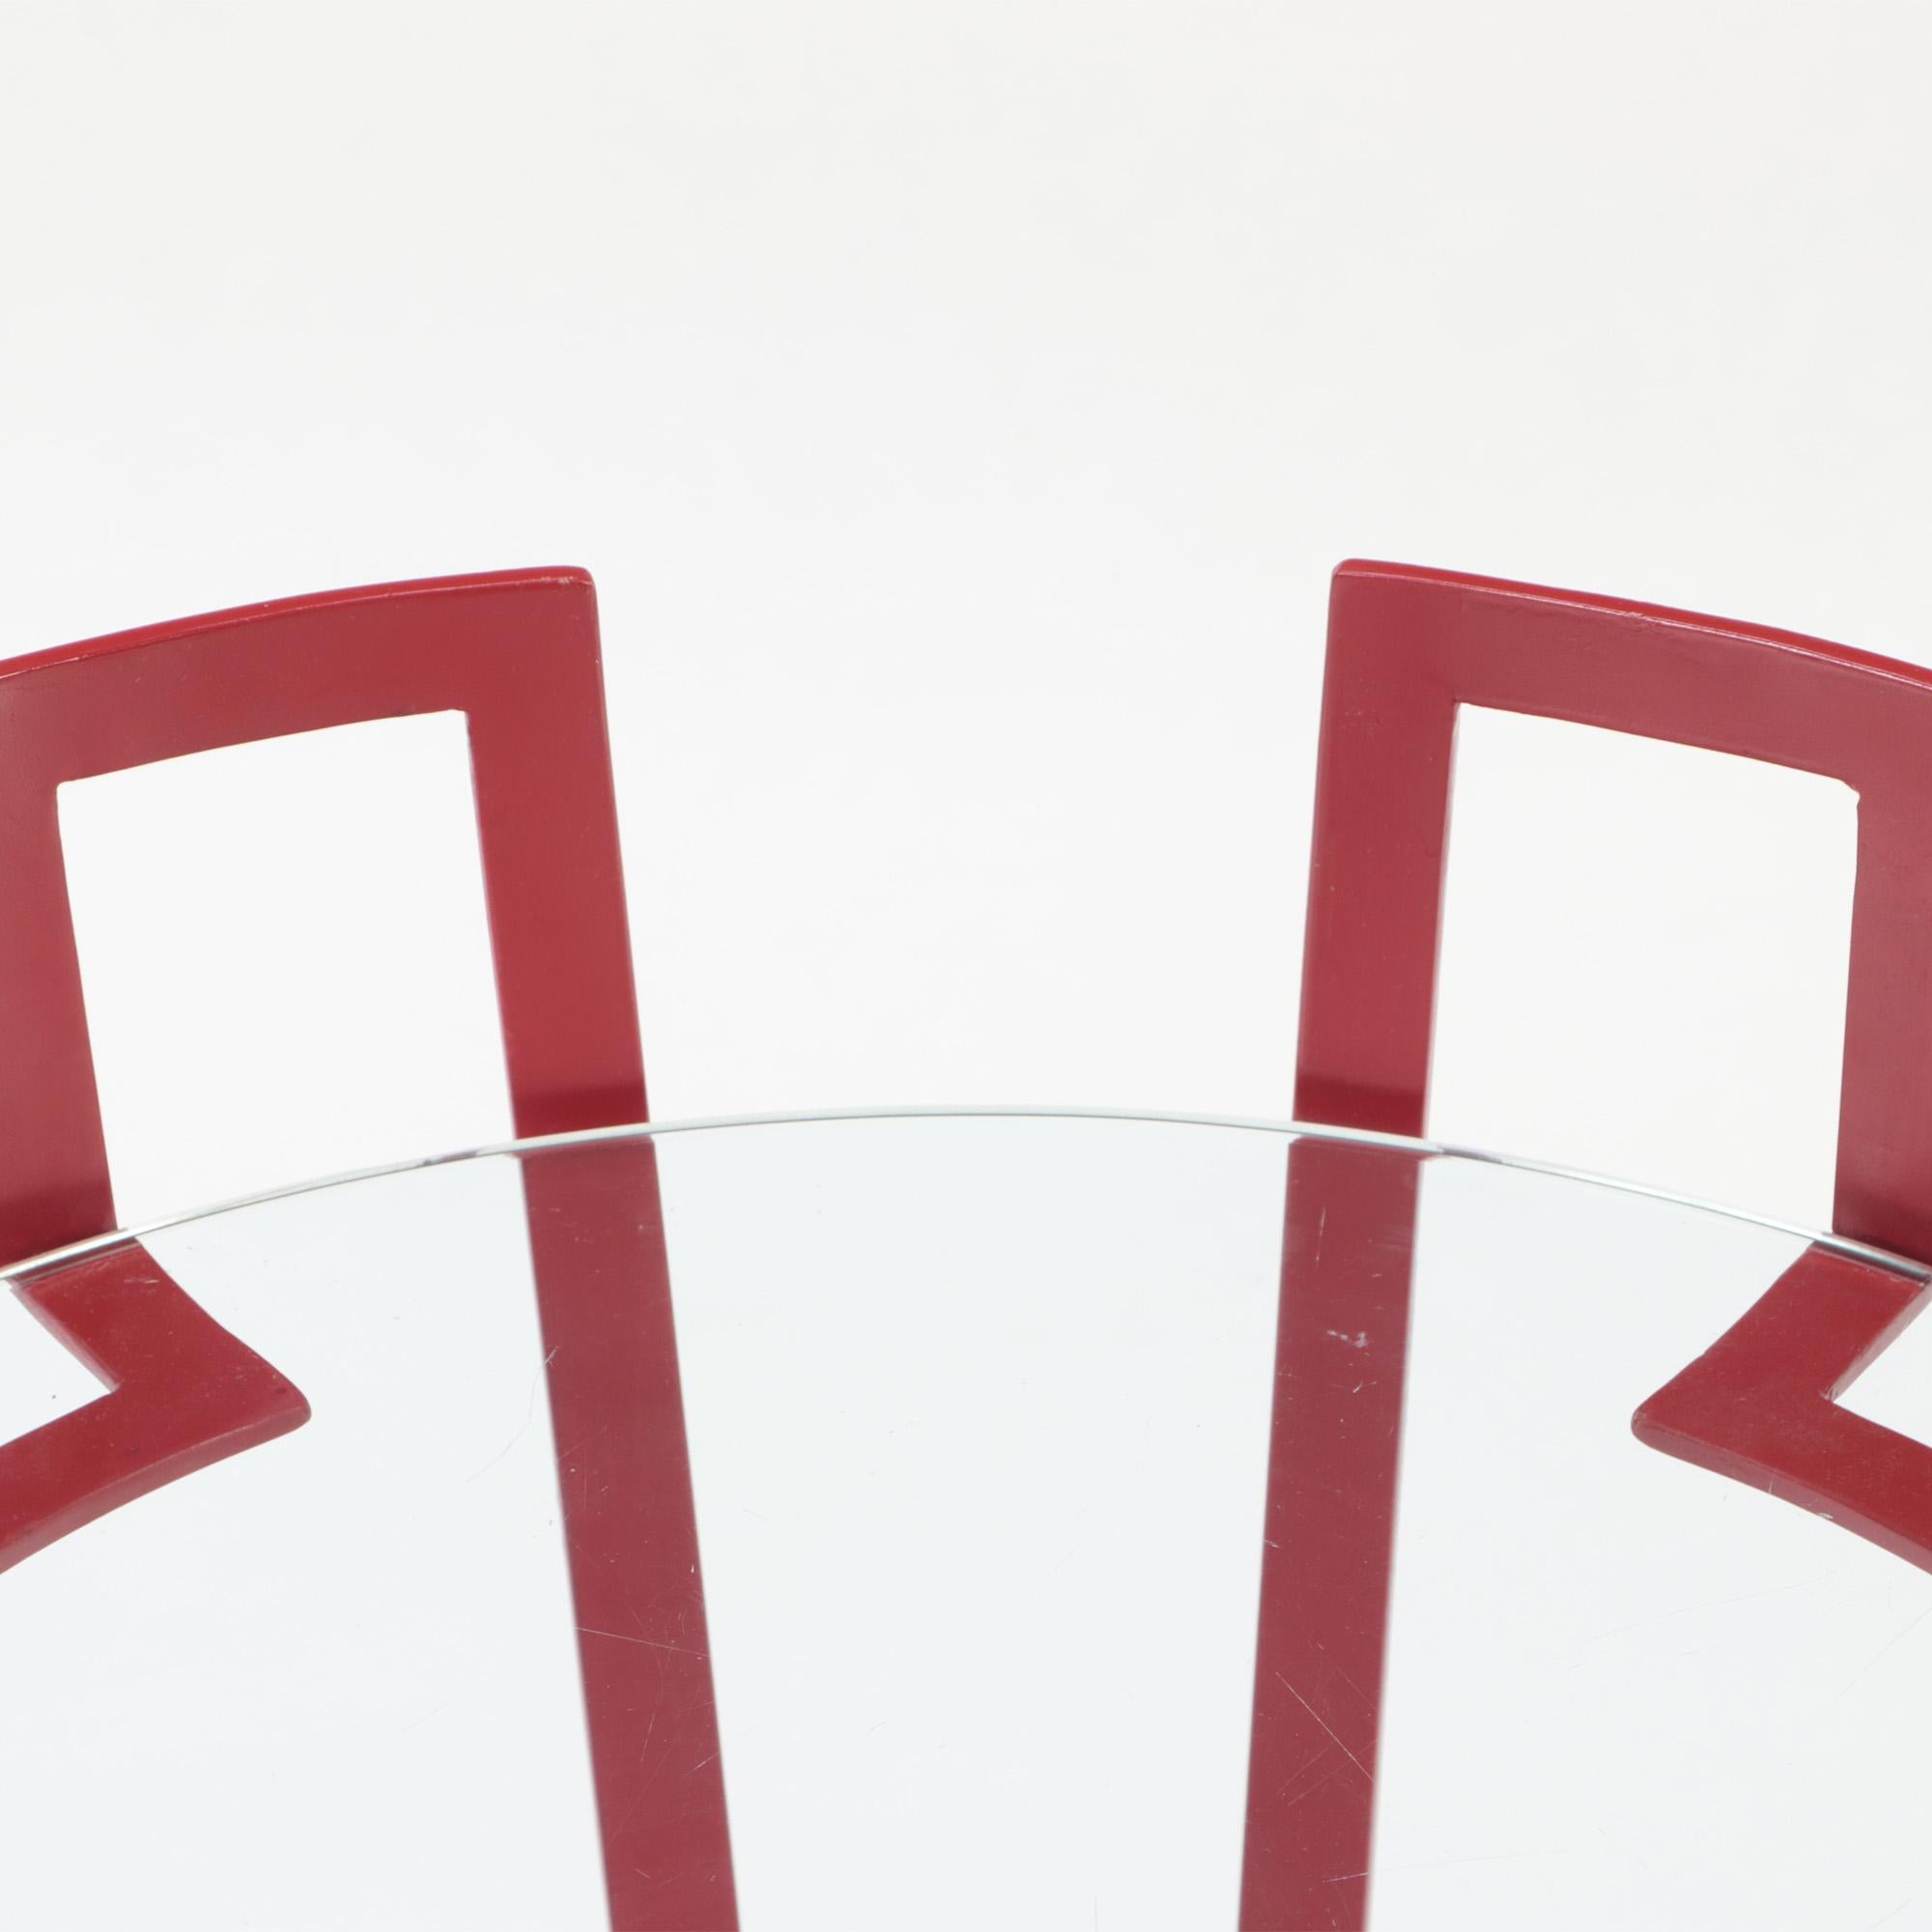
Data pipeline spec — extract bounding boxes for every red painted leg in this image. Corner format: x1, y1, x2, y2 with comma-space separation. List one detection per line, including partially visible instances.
521, 1140, 737, 1931
1241, 1139, 1422, 1931
1635, 1243, 1932, 1574
0, 1246, 310, 1574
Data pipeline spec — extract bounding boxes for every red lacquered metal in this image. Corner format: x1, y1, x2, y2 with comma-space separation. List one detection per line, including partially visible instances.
0, 568, 643, 1259
523, 1138, 736, 1930
1240, 1139, 1418, 1932
0, 1249, 310, 1571
1635, 1244, 1932, 1571
1294, 559, 1932, 1261
0, 573, 733, 1929
1246, 560, 1932, 1928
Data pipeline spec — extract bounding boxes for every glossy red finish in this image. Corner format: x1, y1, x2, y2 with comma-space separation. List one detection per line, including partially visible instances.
1247, 560, 1932, 1928
524, 1139, 736, 1927
0, 1248, 309, 1570
1295, 559, 1932, 1263
1241, 1139, 1417, 1932
0, 568, 643, 1262
1635, 1245, 1932, 1572
0, 573, 733, 1930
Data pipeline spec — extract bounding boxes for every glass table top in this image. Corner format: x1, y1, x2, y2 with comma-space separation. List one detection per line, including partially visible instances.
1, 1111, 1927, 1931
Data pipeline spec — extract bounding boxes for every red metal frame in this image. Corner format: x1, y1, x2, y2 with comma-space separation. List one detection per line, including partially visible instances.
0, 572, 733, 1930
1245, 560, 1932, 1928
20, 560, 1930, 1927
1242, 1139, 1420, 1932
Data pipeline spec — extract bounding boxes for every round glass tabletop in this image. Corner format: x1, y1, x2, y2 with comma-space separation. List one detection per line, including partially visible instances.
0, 1111, 1926, 1931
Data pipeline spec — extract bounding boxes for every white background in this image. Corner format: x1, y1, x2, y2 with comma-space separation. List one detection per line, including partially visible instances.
3, 4, 1923, 1237
11, 16, 1932, 1923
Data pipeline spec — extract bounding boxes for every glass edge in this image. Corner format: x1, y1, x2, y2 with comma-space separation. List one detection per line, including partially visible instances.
4, 1104, 1924, 1286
